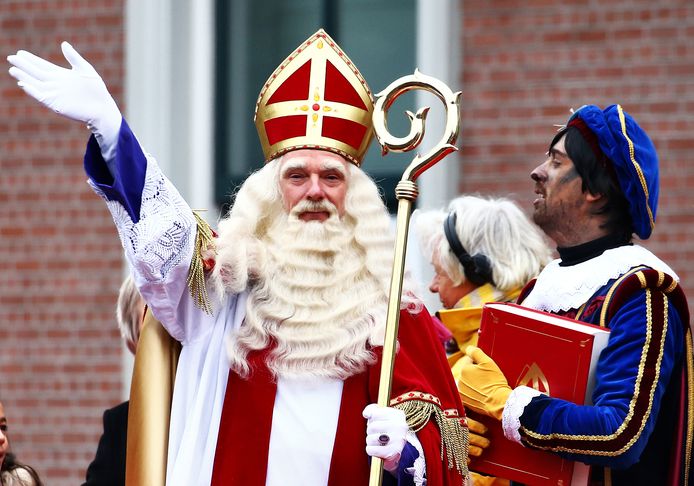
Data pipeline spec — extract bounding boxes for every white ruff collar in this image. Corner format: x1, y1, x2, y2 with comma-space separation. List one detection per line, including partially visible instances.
522, 245, 678, 313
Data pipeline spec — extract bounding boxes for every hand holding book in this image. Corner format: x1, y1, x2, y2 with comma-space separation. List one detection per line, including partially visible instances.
457, 346, 512, 421
461, 303, 610, 485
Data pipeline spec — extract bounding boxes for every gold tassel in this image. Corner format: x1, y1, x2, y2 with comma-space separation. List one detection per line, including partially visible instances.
186, 211, 215, 314
392, 399, 470, 477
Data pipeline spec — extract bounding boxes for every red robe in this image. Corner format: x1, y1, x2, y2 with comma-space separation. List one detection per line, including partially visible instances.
211, 308, 468, 485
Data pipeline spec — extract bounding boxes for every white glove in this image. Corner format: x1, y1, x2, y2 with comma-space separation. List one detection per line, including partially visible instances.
362, 403, 409, 473
7, 41, 122, 160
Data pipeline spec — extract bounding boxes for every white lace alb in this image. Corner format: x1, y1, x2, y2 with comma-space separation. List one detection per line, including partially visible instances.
89, 156, 196, 284
501, 386, 543, 444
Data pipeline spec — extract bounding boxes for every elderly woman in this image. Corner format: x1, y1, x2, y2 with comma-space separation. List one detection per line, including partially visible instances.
415, 195, 551, 486
416, 195, 551, 357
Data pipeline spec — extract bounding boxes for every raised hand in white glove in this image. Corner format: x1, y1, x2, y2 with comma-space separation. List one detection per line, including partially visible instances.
362, 404, 409, 473
7, 41, 122, 160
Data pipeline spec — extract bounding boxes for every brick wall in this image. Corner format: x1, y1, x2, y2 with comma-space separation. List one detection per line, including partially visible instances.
0, 2, 125, 485
459, 0, 694, 296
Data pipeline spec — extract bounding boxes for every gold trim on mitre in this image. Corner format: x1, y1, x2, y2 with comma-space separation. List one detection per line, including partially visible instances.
254, 29, 374, 166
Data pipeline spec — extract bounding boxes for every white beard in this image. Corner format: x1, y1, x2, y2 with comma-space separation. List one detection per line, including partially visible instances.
226, 199, 388, 379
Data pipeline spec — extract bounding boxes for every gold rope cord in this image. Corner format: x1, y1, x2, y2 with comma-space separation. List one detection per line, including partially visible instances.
392, 399, 470, 477
186, 211, 216, 314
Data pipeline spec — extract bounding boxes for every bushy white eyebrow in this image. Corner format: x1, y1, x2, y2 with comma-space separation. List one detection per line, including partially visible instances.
279, 160, 302, 176
322, 160, 346, 173
280, 157, 347, 176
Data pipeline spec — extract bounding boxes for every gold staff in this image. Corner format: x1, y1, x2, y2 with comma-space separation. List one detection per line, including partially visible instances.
369, 69, 462, 485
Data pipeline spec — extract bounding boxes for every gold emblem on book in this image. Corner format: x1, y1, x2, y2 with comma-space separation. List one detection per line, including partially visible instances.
515, 362, 550, 395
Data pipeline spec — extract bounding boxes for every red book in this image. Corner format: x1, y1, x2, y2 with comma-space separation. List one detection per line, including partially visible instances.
467, 302, 610, 486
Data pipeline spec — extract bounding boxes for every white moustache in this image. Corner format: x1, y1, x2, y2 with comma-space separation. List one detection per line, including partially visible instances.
290, 199, 338, 220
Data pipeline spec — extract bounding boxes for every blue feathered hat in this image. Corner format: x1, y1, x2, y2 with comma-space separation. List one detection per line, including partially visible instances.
567, 104, 659, 240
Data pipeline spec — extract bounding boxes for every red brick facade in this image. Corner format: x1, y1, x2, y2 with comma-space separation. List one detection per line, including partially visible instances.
459, 1, 694, 290
1, 1, 693, 485
1, 2, 126, 485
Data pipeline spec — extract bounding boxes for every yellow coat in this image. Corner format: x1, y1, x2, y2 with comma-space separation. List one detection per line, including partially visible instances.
436, 284, 521, 486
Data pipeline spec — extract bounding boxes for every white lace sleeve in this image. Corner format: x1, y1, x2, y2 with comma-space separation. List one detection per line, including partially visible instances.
88, 154, 201, 342
501, 386, 543, 444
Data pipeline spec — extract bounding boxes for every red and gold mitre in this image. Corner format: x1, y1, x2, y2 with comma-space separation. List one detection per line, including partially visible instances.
254, 29, 374, 166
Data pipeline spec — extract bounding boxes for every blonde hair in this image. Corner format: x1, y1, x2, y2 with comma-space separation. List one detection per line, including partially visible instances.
415, 195, 552, 292
116, 275, 145, 355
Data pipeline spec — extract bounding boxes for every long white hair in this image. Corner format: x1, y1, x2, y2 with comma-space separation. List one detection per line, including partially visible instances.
415, 195, 552, 291
212, 157, 420, 379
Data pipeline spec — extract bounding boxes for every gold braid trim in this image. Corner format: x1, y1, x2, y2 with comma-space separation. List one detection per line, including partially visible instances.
392, 398, 470, 477
186, 211, 215, 314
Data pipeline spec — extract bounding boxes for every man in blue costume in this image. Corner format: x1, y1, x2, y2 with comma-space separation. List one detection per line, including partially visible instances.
457, 105, 693, 485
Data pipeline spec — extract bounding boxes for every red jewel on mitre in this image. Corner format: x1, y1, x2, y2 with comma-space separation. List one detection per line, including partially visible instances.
254, 29, 375, 166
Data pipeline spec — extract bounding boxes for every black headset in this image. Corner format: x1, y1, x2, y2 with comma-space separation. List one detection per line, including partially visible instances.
443, 211, 494, 286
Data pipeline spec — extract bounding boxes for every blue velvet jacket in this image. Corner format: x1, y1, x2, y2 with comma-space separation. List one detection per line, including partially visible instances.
517, 267, 693, 486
